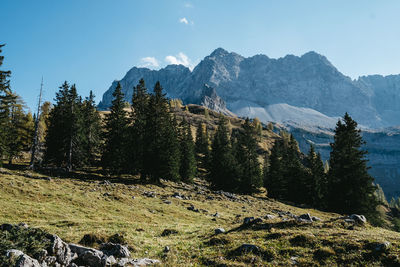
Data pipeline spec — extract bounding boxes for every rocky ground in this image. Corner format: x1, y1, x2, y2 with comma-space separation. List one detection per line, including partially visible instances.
1, 167, 400, 266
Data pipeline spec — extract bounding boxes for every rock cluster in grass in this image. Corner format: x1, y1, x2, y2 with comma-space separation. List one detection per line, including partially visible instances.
1, 223, 160, 267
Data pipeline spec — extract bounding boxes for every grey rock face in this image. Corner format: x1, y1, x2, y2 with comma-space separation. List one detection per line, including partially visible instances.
6, 250, 41, 267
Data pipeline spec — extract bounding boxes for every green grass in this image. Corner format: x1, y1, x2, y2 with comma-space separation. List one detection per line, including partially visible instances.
1, 168, 400, 266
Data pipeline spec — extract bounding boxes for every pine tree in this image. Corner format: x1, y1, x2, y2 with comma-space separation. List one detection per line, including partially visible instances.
0, 44, 12, 165
195, 121, 210, 171
143, 81, 180, 182
235, 118, 262, 193
306, 145, 327, 208
179, 119, 197, 182
264, 139, 286, 199
81, 91, 102, 167
208, 115, 238, 191
327, 113, 379, 221
44, 82, 83, 170
101, 82, 129, 173
129, 79, 149, 175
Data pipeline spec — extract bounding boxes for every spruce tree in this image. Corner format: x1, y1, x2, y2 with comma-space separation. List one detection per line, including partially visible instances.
235, 118, 262, 193
130, 78, 149, 176
81, 91, 102, 166
195, 121, 210, 171
306, 145, 327, 208
208, 116, 238, 191
327, 113, 378, 221
143, 82, 180, 182
264, 139, 287, 199
0, 44, 12, 165
179, 119, 197, 182
101, 82, 129, 174
44, 82, 83, 170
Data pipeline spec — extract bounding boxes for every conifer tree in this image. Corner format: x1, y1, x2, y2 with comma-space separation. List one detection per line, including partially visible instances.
81, 91, 102, 166
101, 82, 129, 173
195, 121, 210, 171
264, 139, 287, 199
130, 78, 149, 175
306, 145, 327, 208
143, 82, 180, 182
327, 113, 378, 221
0, 44, 12, 165
235, 118, 262, 193
208, 115, 238, 191
44, 82, 83, 170
179, 119, 197, 182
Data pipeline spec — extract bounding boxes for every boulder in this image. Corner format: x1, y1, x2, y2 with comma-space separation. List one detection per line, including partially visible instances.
187, 205, 199, 212
101, 255, 117, 266
298, 213, 313, 223
15, 254, 41, 267
69, 243, 104, 267
6, 249, 25, 259
100, 243, 131, 258
47, 234, 72, 266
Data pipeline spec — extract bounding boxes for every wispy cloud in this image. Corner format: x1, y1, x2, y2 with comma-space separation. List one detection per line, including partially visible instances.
179, 17, 189, 25
165, 52, 192, 69
140, 57, 159, 68
184, 2, 193, 8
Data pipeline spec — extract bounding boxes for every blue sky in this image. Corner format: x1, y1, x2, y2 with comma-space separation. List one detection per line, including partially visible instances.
2, 0, 400, 111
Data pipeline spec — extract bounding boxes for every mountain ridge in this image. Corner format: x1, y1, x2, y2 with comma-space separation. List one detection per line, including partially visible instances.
99, 48, 400, 129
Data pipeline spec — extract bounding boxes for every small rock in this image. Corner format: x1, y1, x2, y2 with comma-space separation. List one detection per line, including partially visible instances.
236, 244, 261, 255
214, 228, 225, 234
131, 196, 135, 200
375, 241, 391, 252
143, 191, 156, 198
243, 217, 255, 225
312, 216, 322, 222
349, 214, 367, 225
103, 192, 111, 197
213, 212, 220, 218
206, 195, 214, 200
264, 214, 276, 220
18, 222, 29, 228
161, 229, 178, 236
187, 205, 199, 212
163, 246, 170, 253
163, 200, 172, 204
101, 180, 112, 185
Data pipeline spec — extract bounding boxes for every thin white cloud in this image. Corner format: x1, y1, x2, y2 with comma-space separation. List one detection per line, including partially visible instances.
184, 2, 193, 8
165, 52, 193, 69
179, 17, 189, 25
140, 57, 159, 68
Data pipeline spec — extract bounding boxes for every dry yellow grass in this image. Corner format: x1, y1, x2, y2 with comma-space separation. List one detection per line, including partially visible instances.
1, 168, 400, 266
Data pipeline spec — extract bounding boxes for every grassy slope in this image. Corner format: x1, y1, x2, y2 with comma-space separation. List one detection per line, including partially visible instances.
1, 168, 400, 266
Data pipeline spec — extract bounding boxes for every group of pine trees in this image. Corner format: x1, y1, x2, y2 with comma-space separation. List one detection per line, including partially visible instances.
0, 44, 35, 166
264, 113, 379, 221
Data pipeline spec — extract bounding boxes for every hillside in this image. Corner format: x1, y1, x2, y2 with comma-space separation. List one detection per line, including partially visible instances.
1, 167, 400, 266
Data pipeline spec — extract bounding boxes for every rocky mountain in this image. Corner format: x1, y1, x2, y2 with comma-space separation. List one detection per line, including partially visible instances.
100, 48, 400, 198
100, 48, 400, 128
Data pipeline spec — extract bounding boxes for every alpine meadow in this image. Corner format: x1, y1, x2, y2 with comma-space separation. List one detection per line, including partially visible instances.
2, 1, 400, 266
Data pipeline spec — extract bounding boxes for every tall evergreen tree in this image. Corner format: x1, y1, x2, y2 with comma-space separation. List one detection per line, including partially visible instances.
195, 121, 210, 171
179, 119, 197, 182
327, 113, 378, 220
44, 82, 83, 170
0, 44, 12, 165
129, 78, 149, 175
101, 82, 129, 173
235, 118, 262, 193
208, 116, 238, 191
264, 139, 287, 199
306, 145, 327, 208
81, 91, 102, 166
143, 82, 180, 182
